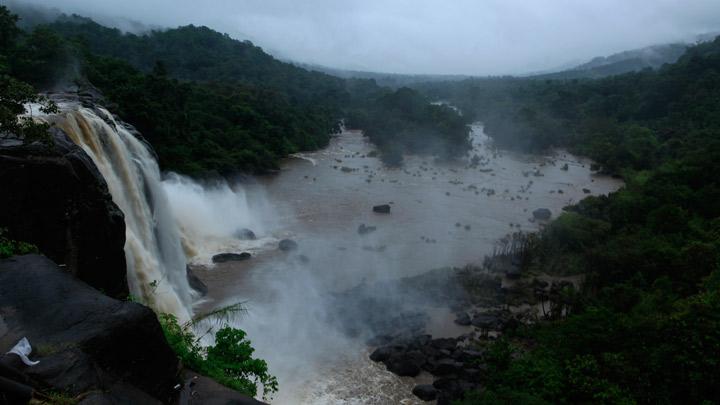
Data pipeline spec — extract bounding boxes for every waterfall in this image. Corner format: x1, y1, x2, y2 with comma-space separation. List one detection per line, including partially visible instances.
46, 105, 193, 321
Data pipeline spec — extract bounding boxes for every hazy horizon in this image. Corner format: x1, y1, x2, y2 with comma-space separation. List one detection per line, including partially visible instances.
6, 0, 720, 76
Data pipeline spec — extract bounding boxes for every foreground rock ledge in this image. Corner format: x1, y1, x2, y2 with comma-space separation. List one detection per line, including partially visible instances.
0, 254, 267, 404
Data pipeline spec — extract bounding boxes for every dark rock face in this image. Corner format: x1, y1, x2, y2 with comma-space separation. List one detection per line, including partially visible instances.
372, 204, 391, 214
233, 228, 257, 240
212, 252, 251, 263
187, 266, 208, 296
0, 255, 179, 402
532, 208, 552, 220
412, 384, 438, 401
278, 239, 298, 251
0, 129, 128, 298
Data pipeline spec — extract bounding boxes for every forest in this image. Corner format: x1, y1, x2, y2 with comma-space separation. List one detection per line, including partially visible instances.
5, 10, 469, 176
423, 37, 720, 404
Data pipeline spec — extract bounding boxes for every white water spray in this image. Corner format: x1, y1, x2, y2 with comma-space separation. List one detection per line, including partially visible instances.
47, 105, 193, 321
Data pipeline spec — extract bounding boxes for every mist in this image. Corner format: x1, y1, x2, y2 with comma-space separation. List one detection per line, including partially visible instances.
7, 0, 720, 75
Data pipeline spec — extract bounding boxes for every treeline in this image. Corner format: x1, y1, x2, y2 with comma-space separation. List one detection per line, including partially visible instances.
435, 38, 720, 403
6, 9, 470, 175
345, 88, 471, 165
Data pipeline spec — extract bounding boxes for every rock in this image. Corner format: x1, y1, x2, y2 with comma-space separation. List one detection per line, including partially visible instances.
385, 351, 424, 377
357, 224, 377, 235
561, 163, 569, 171
532, 208, 552, 220
178, 370, 266, 405
412, 384, 438, 401
432, 358, 464, 375
0, 255, 179, 401
278, 239, 298, 251
369, 346, 395, 362
454, 312, 471, 326
472, 313, 501, 329
0, 128, 128, 298
505, 265, 522, 279
186, 266, 208, 296
212, 252, 251, 263
233, 228, 256, 240
372, 204, 391, 214
583, 188, 591, 194
430, 338, 458, 351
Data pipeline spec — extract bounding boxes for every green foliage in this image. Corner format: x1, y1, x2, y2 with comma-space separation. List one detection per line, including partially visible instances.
0, 227, 38, 258
437, 36, 720, 405
158, 313, 277, 400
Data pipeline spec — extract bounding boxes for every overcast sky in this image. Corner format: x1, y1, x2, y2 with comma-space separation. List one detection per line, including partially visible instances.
9, 0, 720, 75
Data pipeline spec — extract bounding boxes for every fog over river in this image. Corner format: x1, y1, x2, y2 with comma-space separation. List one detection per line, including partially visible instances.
164, 124, 622, 404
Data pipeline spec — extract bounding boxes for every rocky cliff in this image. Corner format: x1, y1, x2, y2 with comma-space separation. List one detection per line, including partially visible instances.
0, 127, 128, 298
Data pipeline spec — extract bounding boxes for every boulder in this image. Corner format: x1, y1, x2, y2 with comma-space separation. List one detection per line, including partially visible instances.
0, 255, 179, 401
212, 252, 251, 263
233, 228, 256, 240
454, 312, 471, 326
0, 128, 127, 298
432, 358, 464, 375
472, 313, 502, 329
278, 239, 298, 251
385, 350, 425, 377
532, 208, 552, 220
186, 266, 208, 296
357, 224, 377, 235
372, 204, 391, 214
412, 384, 438, 401
178, 370, 266, 405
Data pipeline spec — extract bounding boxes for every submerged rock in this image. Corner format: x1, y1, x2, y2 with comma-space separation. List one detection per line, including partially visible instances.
212, 252, 251, 263
233, 228, 256, 240
532, 208, 552, 220
186, 266, 208, 296
278, 239, 298, 251
357, 223, 377, 235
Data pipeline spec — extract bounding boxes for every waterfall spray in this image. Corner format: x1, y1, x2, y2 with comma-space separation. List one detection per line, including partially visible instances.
46, 104, 193, 321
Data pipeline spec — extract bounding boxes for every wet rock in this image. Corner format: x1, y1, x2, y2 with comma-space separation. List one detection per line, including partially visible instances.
432, 358, 464, 375
233, 228, 256, 240
561, 163, 569, 171
532, 208, 552, 220
0, 255, 179, 400
278, 239, 298, 251
583, 188, 591, 194
369, 346, 395, 362
472, 313, 501, 329
412, 384, 438, 401
212, 252, 251, 263
372, 204, 391, 214
357, 224, 377, 235
454, 312, 471, 326
430, 338, 458, 351
186, 266, 208, 296
386, 351, 424, 377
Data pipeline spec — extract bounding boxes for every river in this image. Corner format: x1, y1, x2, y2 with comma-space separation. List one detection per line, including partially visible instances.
170, 124, 622, 404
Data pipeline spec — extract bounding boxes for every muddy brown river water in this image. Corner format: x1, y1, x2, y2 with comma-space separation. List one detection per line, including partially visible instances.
177, 124, 622, 404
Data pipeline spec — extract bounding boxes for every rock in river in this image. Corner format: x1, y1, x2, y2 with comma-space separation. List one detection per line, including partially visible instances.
373, 204, 391, 214
413, 384, 438, 401
233, 228, 256, 240
279, 239, 298, 251
212, 252, 251, 263
532, 208, 552, 220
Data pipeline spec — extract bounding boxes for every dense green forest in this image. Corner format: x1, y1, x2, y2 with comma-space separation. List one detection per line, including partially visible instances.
423, 37, 720, 404
4, 9, 469, 176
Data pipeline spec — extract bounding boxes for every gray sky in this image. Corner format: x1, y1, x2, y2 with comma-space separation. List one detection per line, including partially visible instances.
10, 0, 720, 75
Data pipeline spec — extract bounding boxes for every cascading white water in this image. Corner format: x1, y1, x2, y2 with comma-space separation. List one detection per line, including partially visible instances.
46, 105, 193, 321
